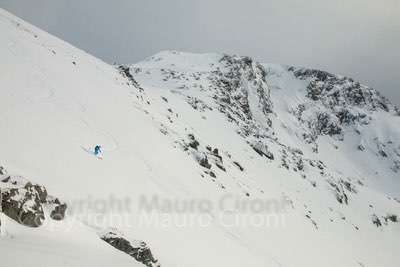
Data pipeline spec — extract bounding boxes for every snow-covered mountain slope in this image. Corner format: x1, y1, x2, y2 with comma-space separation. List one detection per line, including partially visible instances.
1, 8, 399, 267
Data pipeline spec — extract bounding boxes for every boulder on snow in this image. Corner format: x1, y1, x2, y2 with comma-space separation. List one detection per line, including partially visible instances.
47, 196, 67, 220
193, 151, 211, 169
100, 229, 160, 267
250, 141, 274, 160
187, 134, 200, 150
208, 147, 226, 171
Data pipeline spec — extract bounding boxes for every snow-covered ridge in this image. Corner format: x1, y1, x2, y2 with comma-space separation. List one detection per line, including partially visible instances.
1, 8, 399, 267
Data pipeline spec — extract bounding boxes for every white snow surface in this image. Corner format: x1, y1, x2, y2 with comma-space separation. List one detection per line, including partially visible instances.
0, 8, 399, 267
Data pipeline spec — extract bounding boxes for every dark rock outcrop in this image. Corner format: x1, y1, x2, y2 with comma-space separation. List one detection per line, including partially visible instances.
48, 196, 67, 220
100, 229, 160, 267
1, 173, 67, 227
196, 153, 211, 169
287, 66, 397, 150
291, 67, 392, 113
209, 54, 273, 138
372, 214, 382, 227
250, 141, 274, 160
117, 65, 144, 92
187, 134, 200, 150
1, 181, 45, 227
384, 214, 398, 223
233, 161, 244, 171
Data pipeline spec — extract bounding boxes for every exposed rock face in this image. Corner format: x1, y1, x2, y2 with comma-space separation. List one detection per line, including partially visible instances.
291, 67, 392, 112
100, 229, 160, 267
118, 65, 144, 92
209, 54, 273, 137
1, 181, 45, 227
0, 172, 67, 227
288, 66, 396, 142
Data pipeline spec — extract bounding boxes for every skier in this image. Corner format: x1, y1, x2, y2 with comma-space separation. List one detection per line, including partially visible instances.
94, 145, 102, 156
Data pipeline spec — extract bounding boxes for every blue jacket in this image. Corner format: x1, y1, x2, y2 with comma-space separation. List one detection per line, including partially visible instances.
94, 145, 101, 154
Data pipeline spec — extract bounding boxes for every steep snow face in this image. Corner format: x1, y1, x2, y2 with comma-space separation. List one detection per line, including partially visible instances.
1, 8, 400, 267
0, 10, 275, 267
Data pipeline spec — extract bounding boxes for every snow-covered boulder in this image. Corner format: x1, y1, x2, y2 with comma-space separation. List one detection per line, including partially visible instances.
100, 229, 160, 267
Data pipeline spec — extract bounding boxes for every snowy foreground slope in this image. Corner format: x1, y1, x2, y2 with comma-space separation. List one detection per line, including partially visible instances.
1, 8, 400, 267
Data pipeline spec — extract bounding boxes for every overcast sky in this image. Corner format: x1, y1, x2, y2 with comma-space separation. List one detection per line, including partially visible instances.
1, 0, 399, 105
